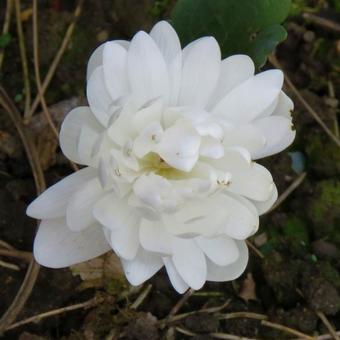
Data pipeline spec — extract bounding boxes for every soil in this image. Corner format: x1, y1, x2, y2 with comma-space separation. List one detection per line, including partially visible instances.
0, 0, 339, 339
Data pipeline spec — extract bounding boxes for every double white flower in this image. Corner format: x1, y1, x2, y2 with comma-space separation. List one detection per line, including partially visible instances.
27, 21, 295, 293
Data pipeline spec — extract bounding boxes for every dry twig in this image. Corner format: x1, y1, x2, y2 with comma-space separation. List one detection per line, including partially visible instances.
0, 86, 44, 332
14, 0, 31, 116
267, 172, 307, 213
5, 296, 104, 331
0, 259, 20, 271
0, 248, 32, 262
316, 311, 340, 340
0, 0, 13, 70
130, 284, 153, 310
303, 12, 340, 34
26, 0, 84, 121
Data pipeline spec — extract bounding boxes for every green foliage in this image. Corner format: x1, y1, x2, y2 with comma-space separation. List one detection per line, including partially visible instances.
172, 0, 291, 68
0, 33, 11, 48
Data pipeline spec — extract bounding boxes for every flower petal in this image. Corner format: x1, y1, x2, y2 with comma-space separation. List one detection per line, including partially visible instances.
139, 220, 172, 255
121, 248, 163, 286
93, 193, 139, 230
149, 21, 182, 105
163, 256, 189, 293
212, 70, 284, 125
66, 177, 104, 231
87, 66, 113, 127
59, 106, 103, 165
179, 37, 221, 108
127, 31, 169, 108
196, 235, 240, 266
251, 184, 278, 215
251, 116, 296, 159
103, 41, 129, 100
208, 55, 255, 108
273, 91, 294, 118
26, 167, 96, 219
172, 237, 207, 290
34, 218, 110, 268
206, 240, 248, 282
155, 124, 201, 172
110, 224, 139, 260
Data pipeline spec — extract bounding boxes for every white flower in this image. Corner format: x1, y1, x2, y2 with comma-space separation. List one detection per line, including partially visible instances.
27, 21, 295, 293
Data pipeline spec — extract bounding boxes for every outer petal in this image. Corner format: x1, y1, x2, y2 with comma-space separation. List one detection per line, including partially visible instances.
212, 70, 284, 125
163, 257, 189, 293
86, 40, 130, 81
251, 184, 278, 215
149, 21, 181, 67
66, 177, 104, 231
127, 31, 169, 108
273, 91, 294, 118
196, 235, 240, 266
59, 106, 103, 165
208, 55, 255, 108
206, 240, 248, 282
34, 218, 110, 268
121, 248, 163, 286
26, 167, 97, 219
172, 237, 207, 290
178, 37, 221, 108
103, 42, 129, 101
149, 21, 182, 105
251, 116, 296, 159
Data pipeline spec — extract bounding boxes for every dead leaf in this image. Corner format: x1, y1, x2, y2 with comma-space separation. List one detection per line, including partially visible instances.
71, 252, 125, 290
239, 273, 257, 302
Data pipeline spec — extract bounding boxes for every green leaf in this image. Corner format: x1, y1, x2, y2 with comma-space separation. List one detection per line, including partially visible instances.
172, 0, 291, 68
0, 33, 11, 48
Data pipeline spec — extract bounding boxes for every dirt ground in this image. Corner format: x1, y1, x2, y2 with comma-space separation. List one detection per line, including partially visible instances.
0, 0, 339, 339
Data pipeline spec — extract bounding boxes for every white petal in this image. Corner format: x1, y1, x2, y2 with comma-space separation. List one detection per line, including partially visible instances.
155, 124, 201, 172
93, 193, 138, 231
206, 240, 248, 282
149, 21, 182, 106
172, 238, 206, 290
149, 21, 181, 66
133, 122, 164, 158
273, 91, 294, 118
103, 42, 129, 101
66, 177, 104, 231
252, 116, 296, 159
59, 106, 103, 165
200, 138, 224, 159
27, 167, 96, 219
139, 220, 172, 255
110, 224, 139, 260
34, 218, 110, 268
121, 248, 163, 286
251, 184, 278, 215
218, 193, 259, 239
87, 40, 130, 81
196, 235, 239, 266
127, 31, 169, 108
163, 257, 189, 293
208, 55, 255, 108
179, 37, 221, 108
77, 125, 100, 167
87, 66, 114, 127
86, 43, 105, 81
212, 70, 284, 125
221, 124, 266, 157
